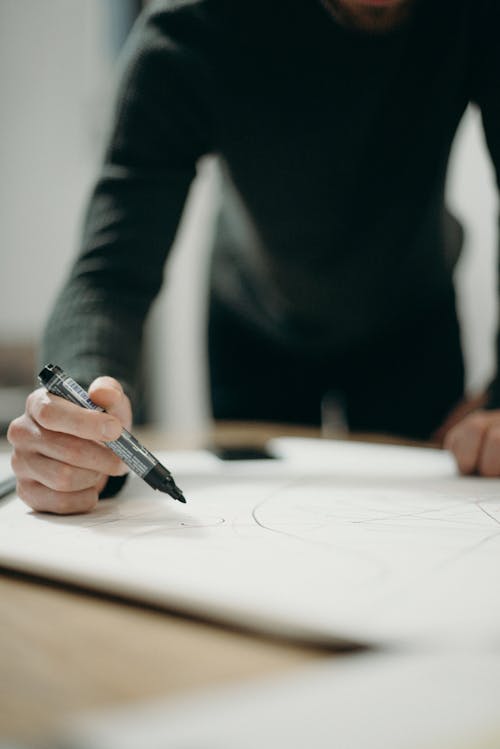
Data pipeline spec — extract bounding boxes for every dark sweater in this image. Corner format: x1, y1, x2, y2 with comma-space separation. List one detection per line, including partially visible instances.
41, 0, 500, 412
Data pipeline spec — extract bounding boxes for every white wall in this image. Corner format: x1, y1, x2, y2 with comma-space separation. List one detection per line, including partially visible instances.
446, 106, 498, 395
0, 0, 121, 341
0, 1, 498, 428
145, 157, 218, 435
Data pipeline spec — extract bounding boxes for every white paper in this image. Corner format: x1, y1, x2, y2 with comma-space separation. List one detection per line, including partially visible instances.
0, 440, 500, 646
62, 651, 500, 749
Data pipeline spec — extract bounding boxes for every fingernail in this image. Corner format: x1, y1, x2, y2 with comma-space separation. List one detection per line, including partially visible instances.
102, 420, 120, 440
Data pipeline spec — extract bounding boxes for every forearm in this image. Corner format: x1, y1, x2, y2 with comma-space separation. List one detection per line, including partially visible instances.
40, 167, 194, 413
40, 281, 146, 412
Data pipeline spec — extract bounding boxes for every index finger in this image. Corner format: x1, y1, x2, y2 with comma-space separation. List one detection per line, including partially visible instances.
26, 389, 122, 442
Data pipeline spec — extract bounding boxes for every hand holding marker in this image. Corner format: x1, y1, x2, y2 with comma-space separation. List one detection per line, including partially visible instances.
39, 365, 186, 503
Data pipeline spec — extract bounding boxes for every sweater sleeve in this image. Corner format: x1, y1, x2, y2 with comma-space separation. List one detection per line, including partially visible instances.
473, 1, 500, 408
40, 5, 213, 414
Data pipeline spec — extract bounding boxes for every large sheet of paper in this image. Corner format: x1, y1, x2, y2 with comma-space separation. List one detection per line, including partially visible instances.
0, 439, 499, 646
61, 652, 500, 749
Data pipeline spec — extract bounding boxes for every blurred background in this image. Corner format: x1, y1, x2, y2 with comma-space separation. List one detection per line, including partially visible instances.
0, 0, 498, 436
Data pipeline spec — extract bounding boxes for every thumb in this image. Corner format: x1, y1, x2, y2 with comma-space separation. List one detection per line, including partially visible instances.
88, 376, 133, 431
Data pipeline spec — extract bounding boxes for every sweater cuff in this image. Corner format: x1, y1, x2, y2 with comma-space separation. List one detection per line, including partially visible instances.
484, 379, 500, 411
99, 473, 129, 499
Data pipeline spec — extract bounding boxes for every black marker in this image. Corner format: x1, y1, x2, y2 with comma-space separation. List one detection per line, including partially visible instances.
38, 364, 186, 504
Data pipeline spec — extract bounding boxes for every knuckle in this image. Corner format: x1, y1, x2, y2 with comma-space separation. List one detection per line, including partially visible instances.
16, 479, 27, 499
10, 450, 23, 475
16, 479, 34, 506
54, 464, 76, 492
26, 389, 45, 418
6, 417, 24, 445
32, 396, 54, 428
444, 426, 458, 449
25, 390, 38, 414
53, 432, 88, 466
446, 433, 463, 459
465, 413, 487, 435
59, 439, 82, 467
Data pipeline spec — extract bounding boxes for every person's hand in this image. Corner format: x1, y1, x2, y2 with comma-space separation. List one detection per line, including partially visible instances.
432, 392, 488, 444
7, 377, 132, 514
443, 405, 500, 477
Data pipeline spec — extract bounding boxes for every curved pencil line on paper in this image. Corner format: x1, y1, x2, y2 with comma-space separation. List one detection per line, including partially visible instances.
251, 483, 389, 585
292, 498, 468, 526
432, 529, 500, 573
475, 501, 500, 526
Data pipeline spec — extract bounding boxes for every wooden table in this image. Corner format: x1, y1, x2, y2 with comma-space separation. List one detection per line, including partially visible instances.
1, 422, 340, 745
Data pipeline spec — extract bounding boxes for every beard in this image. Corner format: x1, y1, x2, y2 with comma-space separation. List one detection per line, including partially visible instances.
320, 0, 413, 33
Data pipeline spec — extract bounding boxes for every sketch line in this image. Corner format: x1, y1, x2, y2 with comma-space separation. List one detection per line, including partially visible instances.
251, 480, 390, 585
475, 501, 500, 526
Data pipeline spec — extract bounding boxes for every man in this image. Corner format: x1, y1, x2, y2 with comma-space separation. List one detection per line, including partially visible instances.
7, 0, 500, 514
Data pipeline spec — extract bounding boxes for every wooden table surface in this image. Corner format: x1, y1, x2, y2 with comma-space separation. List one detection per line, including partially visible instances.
0, 422, 345, 745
